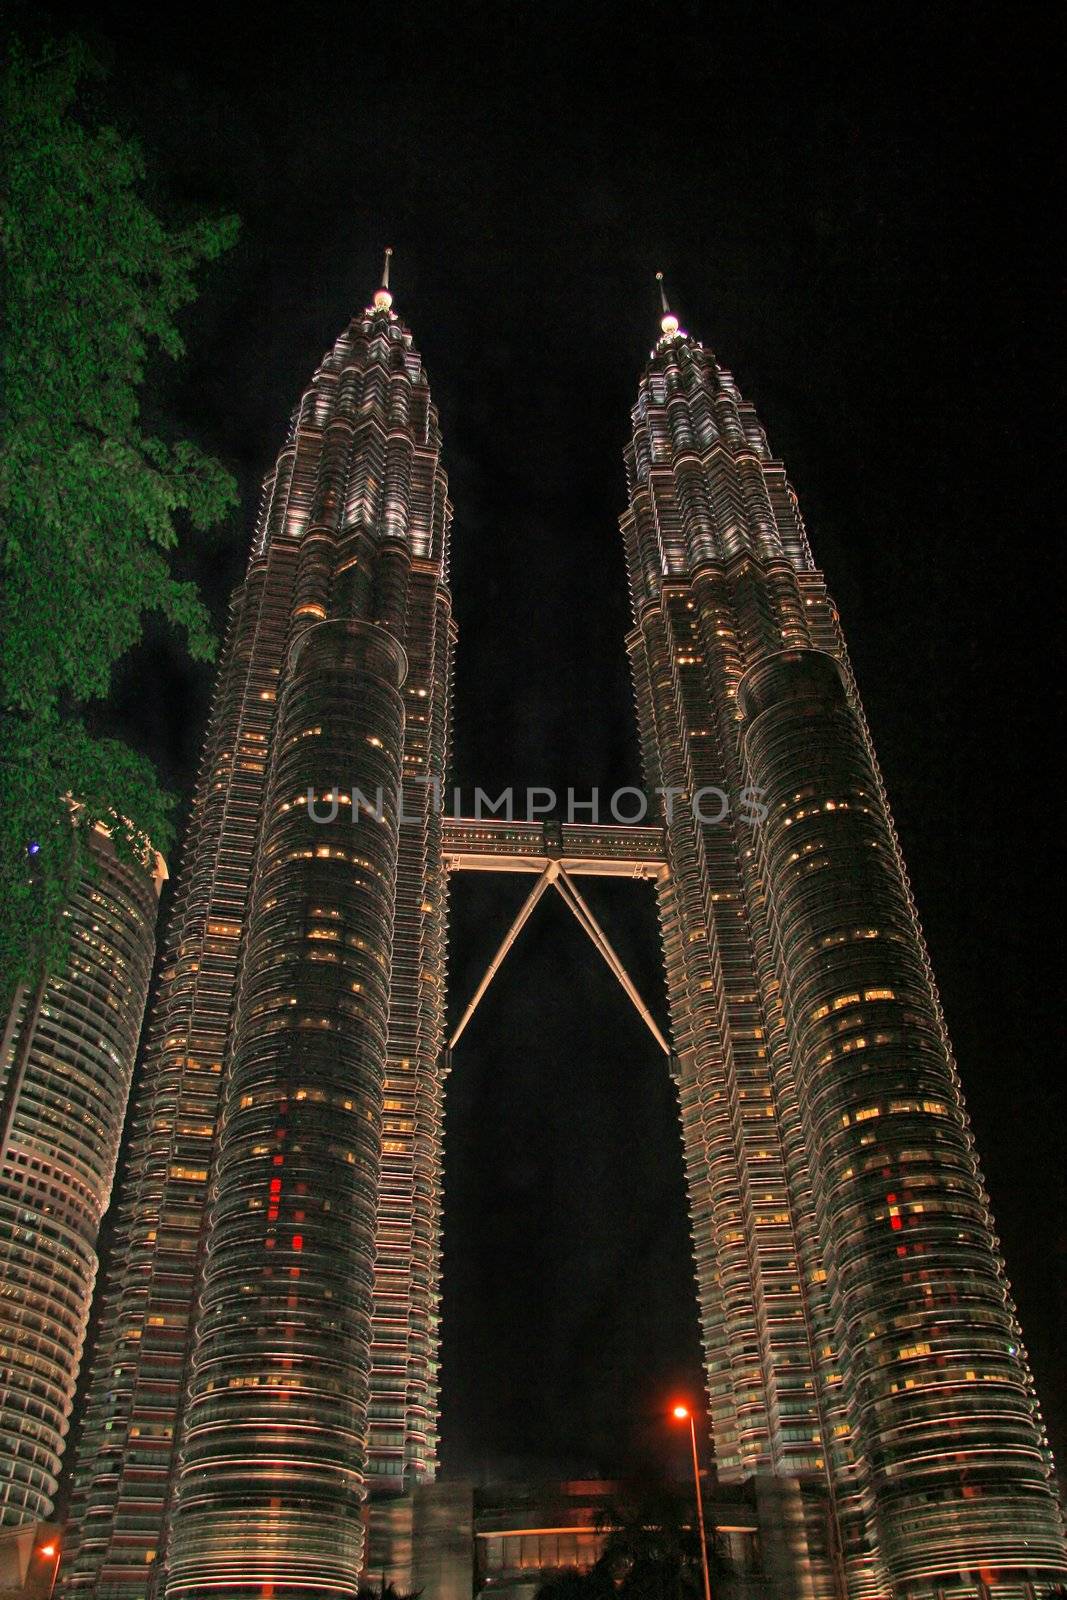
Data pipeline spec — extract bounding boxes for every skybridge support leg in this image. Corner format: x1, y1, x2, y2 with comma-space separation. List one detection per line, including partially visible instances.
449, 866, 555, 1049
448, 860, 670, 1059
552, 868, 671, 1057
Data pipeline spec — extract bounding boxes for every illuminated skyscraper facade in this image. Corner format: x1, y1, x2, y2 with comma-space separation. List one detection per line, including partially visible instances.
0, 821, 164, 1528
63, 263, 453, 1598
623, 294, 1066, 1595
59, 270, 1065, 1600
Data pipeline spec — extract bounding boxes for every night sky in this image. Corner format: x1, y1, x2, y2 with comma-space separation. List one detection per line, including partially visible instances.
40, 0, 1063, 1485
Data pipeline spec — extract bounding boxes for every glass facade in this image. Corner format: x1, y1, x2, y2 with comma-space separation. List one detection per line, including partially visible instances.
0, 823, 163, 1528
62, 285, 453, 1598
623, 311, 1067, 1594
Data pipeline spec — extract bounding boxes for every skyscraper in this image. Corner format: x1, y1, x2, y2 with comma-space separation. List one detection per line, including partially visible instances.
0, 820, 164, 1529
60, 268, 1065, 1599
63, 259, 453, 1597
621, 287, 1066, 1593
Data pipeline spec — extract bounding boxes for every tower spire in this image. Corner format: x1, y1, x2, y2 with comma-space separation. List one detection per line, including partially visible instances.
373, 246, 394, 312
655, 270, 680, 338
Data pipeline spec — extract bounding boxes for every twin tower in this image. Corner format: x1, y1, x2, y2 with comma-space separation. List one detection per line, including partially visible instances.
60, 265, 1065, 1597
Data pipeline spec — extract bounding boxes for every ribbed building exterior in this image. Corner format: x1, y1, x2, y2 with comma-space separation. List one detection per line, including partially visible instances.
62, 269, 453, 1598
0, 822, 164, 1529
57, 270, 1065, 1600
623, 299, 1066, 1595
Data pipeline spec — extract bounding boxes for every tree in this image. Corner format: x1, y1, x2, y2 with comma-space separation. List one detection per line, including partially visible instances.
597, 1494, 706, 1600
536, 1494, 707, 1600
0, 34, 238, 991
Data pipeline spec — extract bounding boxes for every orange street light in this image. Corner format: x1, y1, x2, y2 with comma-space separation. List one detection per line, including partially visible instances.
670, 1403, 713, 1600
37, 1540, 61, 1598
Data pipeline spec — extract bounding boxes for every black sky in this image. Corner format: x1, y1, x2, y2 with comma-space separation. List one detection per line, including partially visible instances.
40, 0, 1064, 1482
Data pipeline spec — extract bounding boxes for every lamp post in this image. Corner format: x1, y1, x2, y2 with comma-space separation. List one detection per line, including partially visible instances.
36, 1541, 61, 1599
671, 1404, 713, 1600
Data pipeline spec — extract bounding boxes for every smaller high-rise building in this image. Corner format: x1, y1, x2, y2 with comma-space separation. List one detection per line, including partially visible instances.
0, 821, 165, 1527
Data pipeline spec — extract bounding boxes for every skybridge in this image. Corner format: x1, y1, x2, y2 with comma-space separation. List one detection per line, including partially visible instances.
442, 818, 671, 1056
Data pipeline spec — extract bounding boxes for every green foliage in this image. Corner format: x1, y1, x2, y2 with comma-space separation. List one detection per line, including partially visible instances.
2, 714, 175, 948
0, 34, 238, 990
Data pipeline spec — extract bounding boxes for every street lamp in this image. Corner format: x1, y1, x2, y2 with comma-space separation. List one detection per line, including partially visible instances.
670, 1404, 713, 1600
36, 1541, 61, 1599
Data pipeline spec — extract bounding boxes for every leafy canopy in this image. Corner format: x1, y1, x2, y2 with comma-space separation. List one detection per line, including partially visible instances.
0, 35, 238, 988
